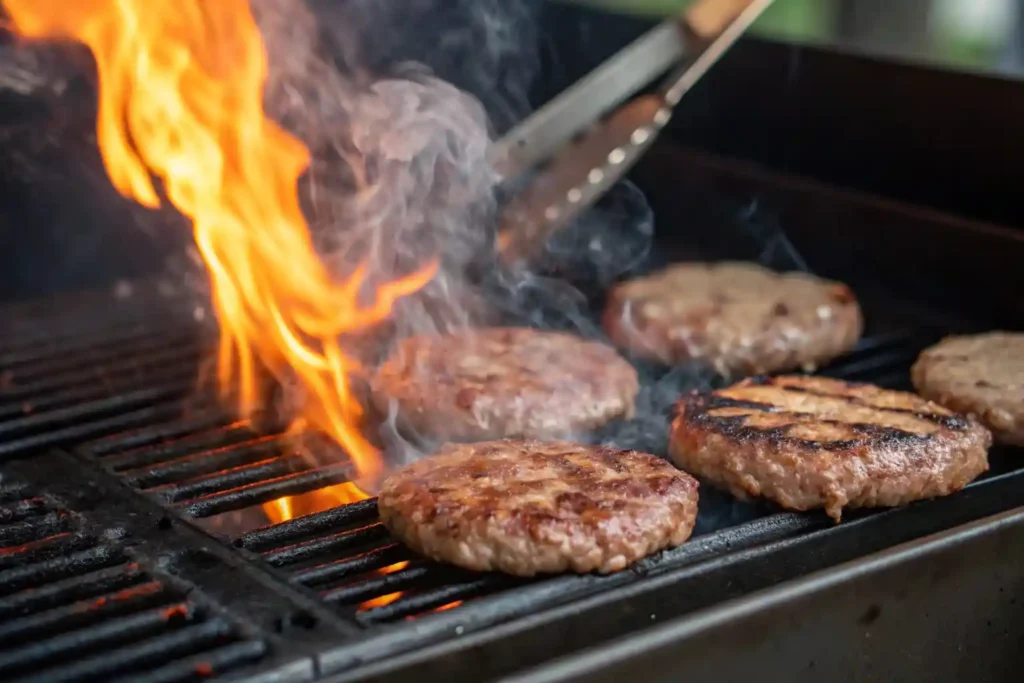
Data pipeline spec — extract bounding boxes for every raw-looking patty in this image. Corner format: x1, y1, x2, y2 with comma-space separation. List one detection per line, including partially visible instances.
377, 440, 700, 575
912, 332, 1024, 446
669, 375, 991, 521
603, 262, 863, 375
370, 328, 639, 442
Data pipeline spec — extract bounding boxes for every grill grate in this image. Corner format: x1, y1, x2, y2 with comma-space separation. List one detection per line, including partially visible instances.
0, 283, 212, 461
3, 287, 1024, 680
0, 481, 269, 683
59, 324, 952, 625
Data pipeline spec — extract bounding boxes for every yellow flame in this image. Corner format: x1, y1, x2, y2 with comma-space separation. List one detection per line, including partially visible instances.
262, 483, 370, 525
4, 0, 435, 497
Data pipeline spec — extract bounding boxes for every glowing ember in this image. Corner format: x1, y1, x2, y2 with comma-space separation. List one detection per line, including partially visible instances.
432, 601, 463, 613
4, 1, 435, 506
359, 561, 409, 610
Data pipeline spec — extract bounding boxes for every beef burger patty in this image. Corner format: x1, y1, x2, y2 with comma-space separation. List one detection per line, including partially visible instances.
603, 261, 863, 375
912, 332, 1024, 445
378, 440, 699, 575
371, 328, 639, 442
670, 375, 990, 521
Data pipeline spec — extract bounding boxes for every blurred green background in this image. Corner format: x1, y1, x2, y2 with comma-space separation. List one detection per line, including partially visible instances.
558, 0, 1021, 70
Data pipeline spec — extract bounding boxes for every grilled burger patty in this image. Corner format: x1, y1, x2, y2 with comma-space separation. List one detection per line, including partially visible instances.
603, 262, 863, 375
378, 440, 700, 575
669, 375, 991, 521
912, 332, 1024, 445
371, 328, 639, 442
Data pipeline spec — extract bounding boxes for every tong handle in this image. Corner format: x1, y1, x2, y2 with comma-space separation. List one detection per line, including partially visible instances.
663, 0, 774, 105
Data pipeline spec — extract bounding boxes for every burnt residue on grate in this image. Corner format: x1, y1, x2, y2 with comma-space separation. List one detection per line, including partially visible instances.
0, 285, 212, 461
0, 480, 272, 683
63, 330, 988, 629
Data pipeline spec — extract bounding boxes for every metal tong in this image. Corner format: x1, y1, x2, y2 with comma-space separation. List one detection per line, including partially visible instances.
494, 0, 773, 264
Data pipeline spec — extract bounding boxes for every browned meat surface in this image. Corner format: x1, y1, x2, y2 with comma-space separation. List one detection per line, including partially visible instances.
669, 375, 991, 521
603, 262, 863, 376
371, 328, 639, 442
378, 440, 699, 576
912, 332, 1024, 446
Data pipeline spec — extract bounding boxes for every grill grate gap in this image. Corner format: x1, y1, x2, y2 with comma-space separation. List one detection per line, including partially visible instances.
56, 328, 959, 626
0, 478, 277, 682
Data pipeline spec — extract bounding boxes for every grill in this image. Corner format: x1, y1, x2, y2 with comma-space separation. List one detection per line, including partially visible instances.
3, 213, 1024, 681
0, 477, 277, 682
4, 8, 1024, 682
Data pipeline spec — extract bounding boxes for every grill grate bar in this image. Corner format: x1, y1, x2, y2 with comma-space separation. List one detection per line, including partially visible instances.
0, 580, 169, 647
357, 579, 495, 625
100, 422, 258, 472
0, 367, 198, 421
0, 532, 99, 571
0, 399, 194, 460
290, 544, 410, 588
0, 510, 73, 547
822, 348, 922, 382
121, 436, 288, 489
8, 618, 236, 683
0, 602, 204, 676
178, 463, 353, 518
0, 323, 195, 366
148, 455, 310, 504
320, 565, 439, 606
0, 344, 203, 404
110, 640, 271, 683
0, 497, 47, 524
0, 544, 126, 598
0, 330, 202, 386
0, 314, 197, 360
263, 523, 390, 568
0, 562, 148, 621
236, 498, 379, 552
0, 383, 193, 441
81, 411, 236, 460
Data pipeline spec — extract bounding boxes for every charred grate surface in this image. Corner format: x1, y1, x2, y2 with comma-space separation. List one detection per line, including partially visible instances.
70, 328, 1022, 631
3, 285, 1024, 678
0, 479, 272, 683
0, 284, 211, 461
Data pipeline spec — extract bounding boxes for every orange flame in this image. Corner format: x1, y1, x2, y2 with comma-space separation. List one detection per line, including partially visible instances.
4, 1, 435, 496
262, 483, 368, 525
359, 561, 409, 610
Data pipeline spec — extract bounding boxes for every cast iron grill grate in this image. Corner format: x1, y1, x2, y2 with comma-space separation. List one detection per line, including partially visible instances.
0, 479, 269, 683
0, 284, 212, 461
3, 286, 1024, 681
60, 323, 960, 625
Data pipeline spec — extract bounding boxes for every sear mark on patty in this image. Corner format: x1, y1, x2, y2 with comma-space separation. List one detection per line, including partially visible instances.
378, 440, 700, 576
670, 375, 991, 522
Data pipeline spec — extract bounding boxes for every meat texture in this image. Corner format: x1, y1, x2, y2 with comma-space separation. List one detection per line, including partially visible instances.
371, 328, 639, 442
912, 332, 1024, 445
378, 440, 700, 576
670, 375, 991, 521
603, 261, 863, 376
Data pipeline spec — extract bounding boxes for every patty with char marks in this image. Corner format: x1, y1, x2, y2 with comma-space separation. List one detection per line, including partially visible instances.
377, 440, 700, 576
371, 328, 639, 442
602, 262, 863, 376
912, 332, 1024, 446
669, 375, 990, 521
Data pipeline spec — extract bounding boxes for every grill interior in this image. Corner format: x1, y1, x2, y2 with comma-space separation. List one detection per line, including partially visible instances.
0, 478, 276, 683
3, 83, 1024, 680
3, 260, 1024, 682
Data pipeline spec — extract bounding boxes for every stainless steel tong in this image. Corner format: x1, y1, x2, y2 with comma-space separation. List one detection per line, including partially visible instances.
494, 0, 773, 264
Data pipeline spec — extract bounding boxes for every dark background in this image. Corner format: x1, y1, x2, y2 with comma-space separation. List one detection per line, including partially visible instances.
2, 0, 1023, 303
